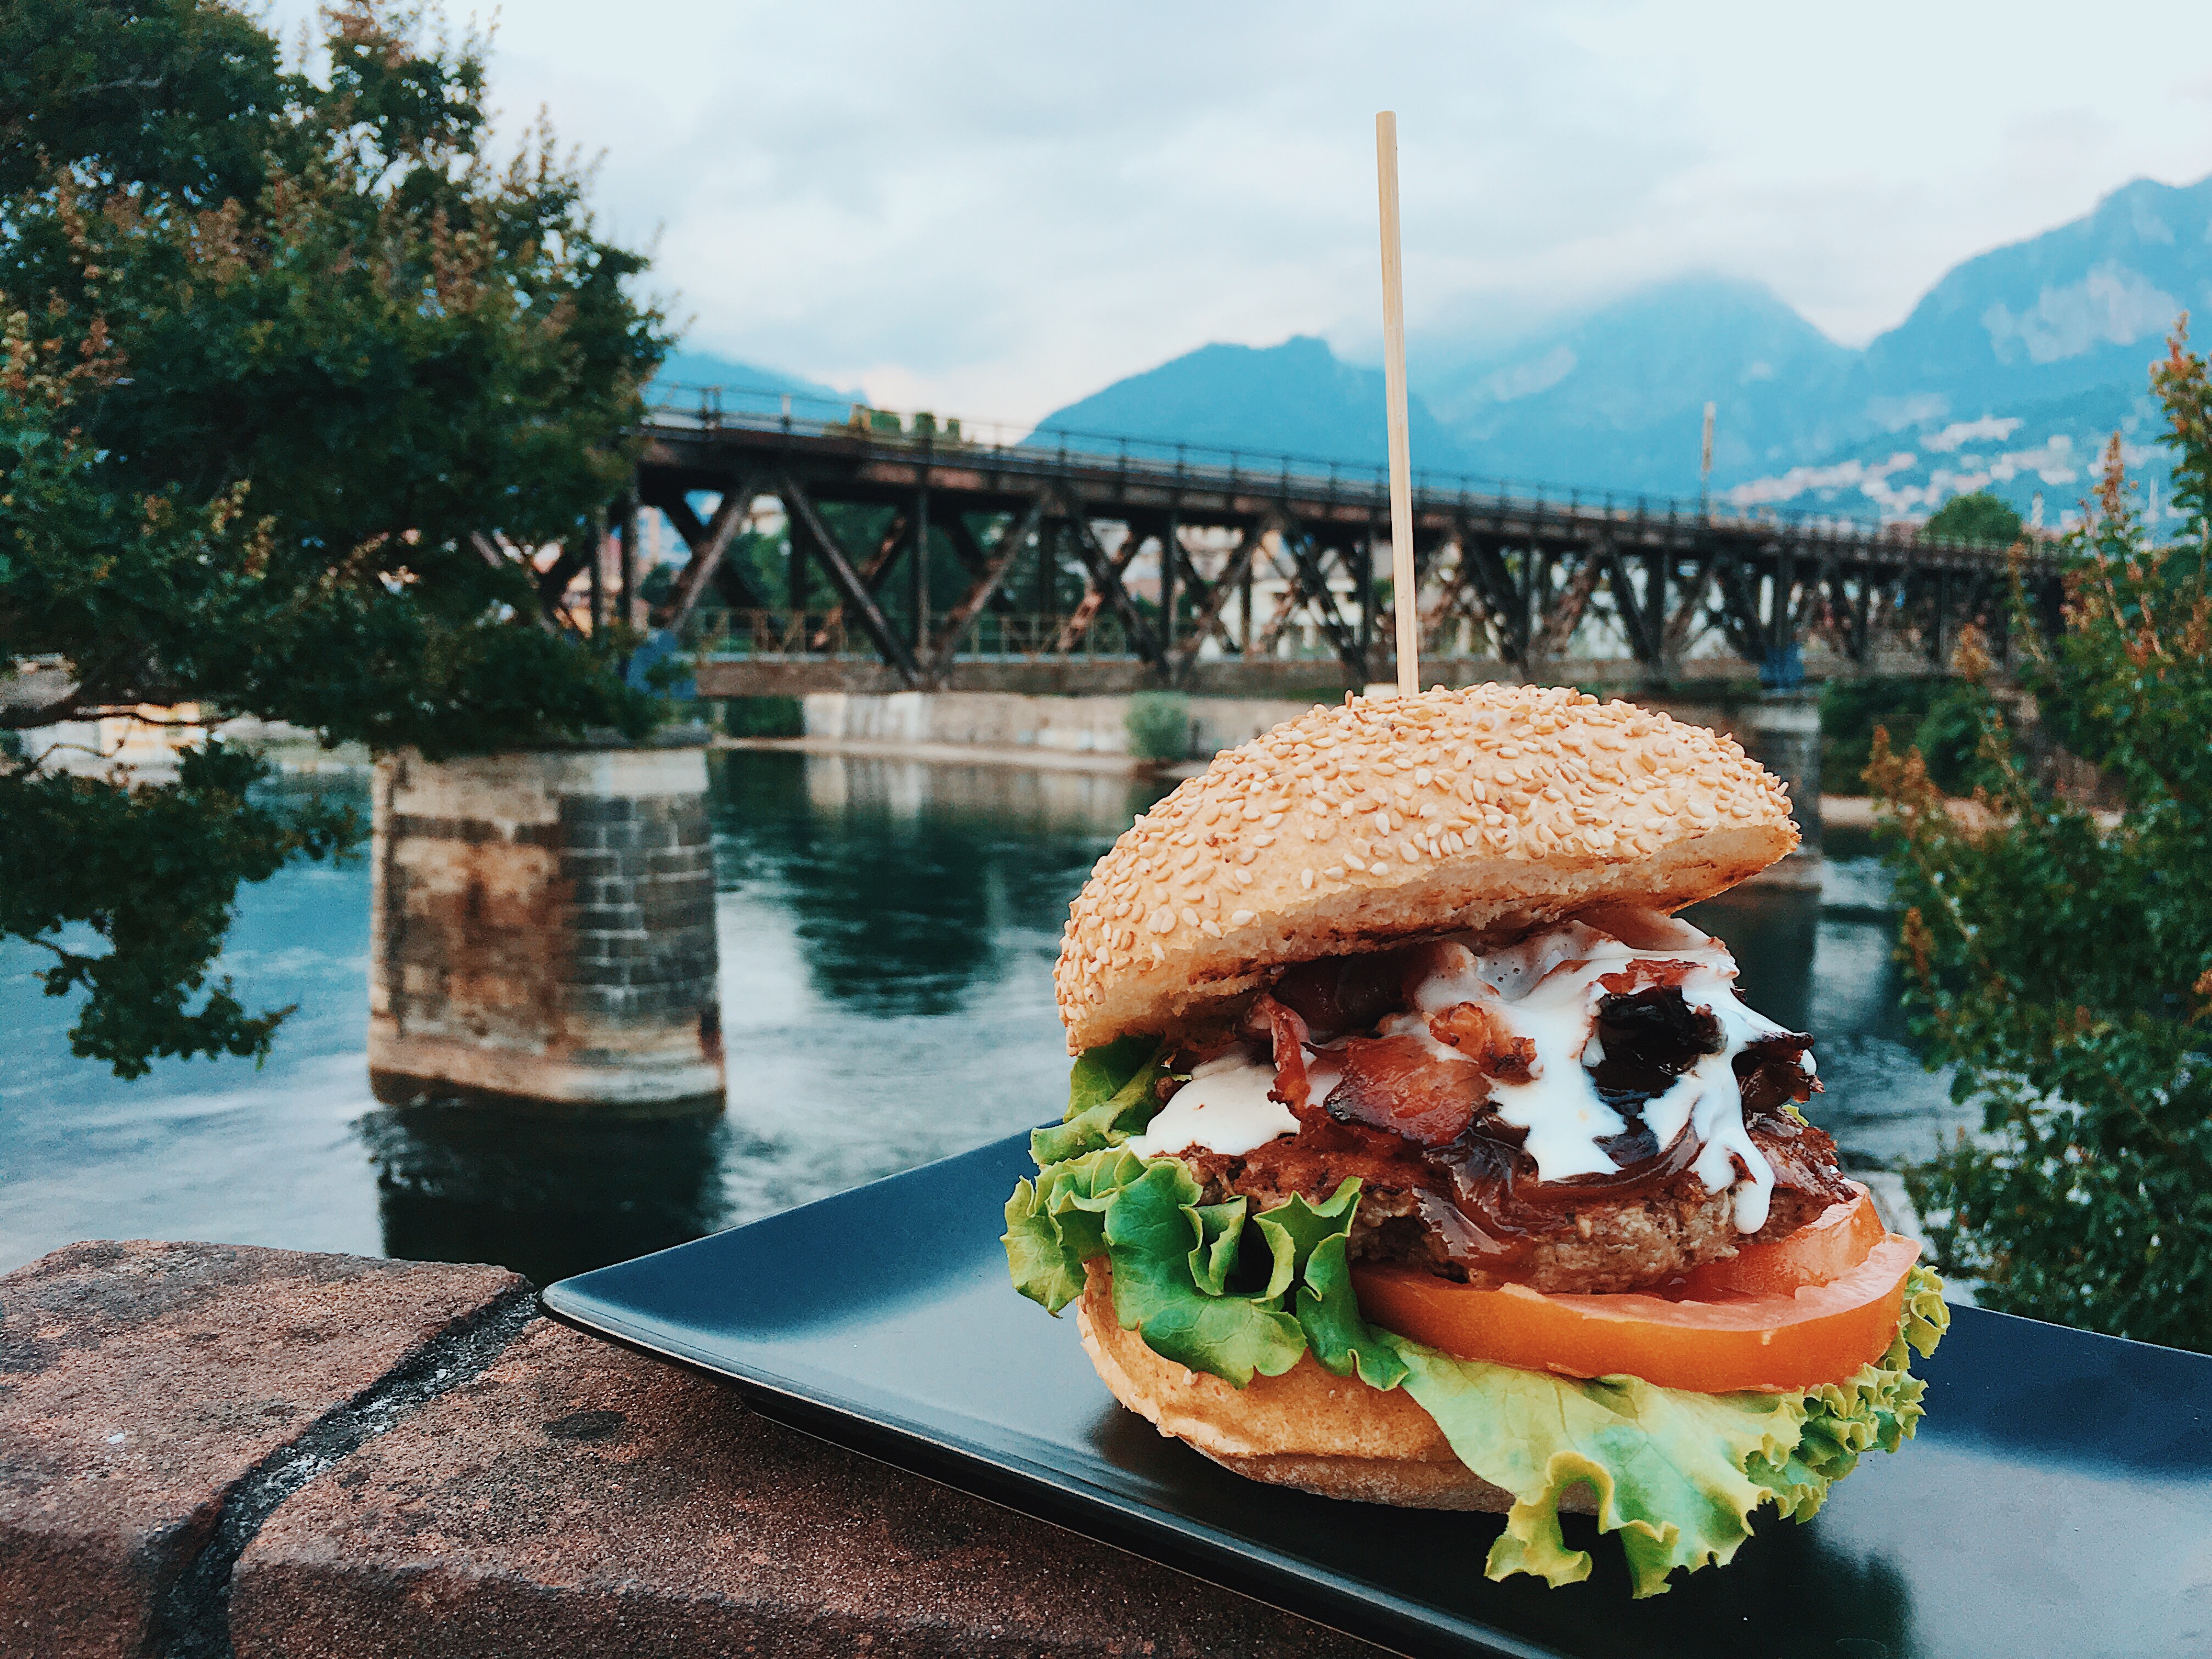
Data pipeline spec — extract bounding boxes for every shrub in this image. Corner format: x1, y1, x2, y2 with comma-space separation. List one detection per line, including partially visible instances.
1819, 678, 2000, 796
722, 696, 804, 738
1877, 319, 2212, 1353
1124, 691, 1192, 762
1819, 679, 1940, 794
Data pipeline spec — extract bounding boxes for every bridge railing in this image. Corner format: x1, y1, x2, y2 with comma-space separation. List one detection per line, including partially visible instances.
642, 380, 2039, 556
682, 610, 1365, 663
686, 610, 1146, 661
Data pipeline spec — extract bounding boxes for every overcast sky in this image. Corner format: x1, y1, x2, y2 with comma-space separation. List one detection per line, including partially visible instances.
275, 1, 2212, 422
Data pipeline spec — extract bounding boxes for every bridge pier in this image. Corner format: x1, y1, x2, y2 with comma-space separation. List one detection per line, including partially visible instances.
368, 731, 725, 1118
1731, 693, 1822, 887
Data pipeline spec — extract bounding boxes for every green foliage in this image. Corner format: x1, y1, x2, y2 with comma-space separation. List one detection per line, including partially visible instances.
1820, 677, 2003, 795
1882, 320, 2212, 1352
1123, 690, 1191, 762
1820, 678, 1940, 793
720, 695, 804, 738
1, 1, 669, 1073
1007, 1042, 1948, 1596
0, 741, 355, 1075
1922, 490, 2025, 547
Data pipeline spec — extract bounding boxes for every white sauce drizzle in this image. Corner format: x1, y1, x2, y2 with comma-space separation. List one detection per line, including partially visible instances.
1129, 910, 1802, 1232
1124, 1052, 1298, 1158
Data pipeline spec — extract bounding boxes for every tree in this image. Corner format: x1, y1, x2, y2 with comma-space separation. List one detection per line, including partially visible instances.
1, 0, 669, 1076
1921, 489, 2024, 547
1875, 319, 2212, 1352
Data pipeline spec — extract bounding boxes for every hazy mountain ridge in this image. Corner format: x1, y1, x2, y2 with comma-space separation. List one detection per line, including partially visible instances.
650, 349, 855, 416
1023, 172, 2212, 524
664, 173, 2209, 527
1025, 335, 1471, 475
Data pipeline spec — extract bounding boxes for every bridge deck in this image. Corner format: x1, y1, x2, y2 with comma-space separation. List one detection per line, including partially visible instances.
611, 387, 2053, 692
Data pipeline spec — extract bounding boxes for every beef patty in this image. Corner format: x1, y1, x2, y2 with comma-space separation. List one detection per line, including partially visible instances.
1184, 1109, 1850, 1294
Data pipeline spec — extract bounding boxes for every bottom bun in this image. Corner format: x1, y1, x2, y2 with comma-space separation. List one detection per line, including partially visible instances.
1076, 1260, 1593, 1515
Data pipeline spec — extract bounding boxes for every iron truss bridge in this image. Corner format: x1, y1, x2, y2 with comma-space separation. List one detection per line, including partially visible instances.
620, 385, 2059, 696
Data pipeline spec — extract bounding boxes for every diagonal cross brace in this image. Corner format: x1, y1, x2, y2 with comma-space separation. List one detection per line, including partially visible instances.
928, 494, 1049, 678
1169, 524, 1265, 672
940, 514, 1020, 614
1600, 544, 1665, 665
777, 473, 919, 685
1458, 531, 1530, 668
1057, 493, 1163, 664
658, 483, 763, 625
1272, 507, 1369, 683
811, 510, 913, 648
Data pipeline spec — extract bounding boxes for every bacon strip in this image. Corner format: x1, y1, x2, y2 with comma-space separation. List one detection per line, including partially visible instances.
1322, 1034, 1487, 1148
1595, 958, 1702, 995
1426, 1002, 1537, 1081
1248, 994, 1321, 1117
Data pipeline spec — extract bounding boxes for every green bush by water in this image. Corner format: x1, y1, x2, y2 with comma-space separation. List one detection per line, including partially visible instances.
1881, 333, 2212, 1354
1820, 678, 1995, 795
1124, 692, 1192, 762
723, 696, 804, 738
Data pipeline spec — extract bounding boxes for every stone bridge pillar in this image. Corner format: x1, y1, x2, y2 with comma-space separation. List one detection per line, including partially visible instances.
1731, 693, 1822, 888
369, 731, 725, 1116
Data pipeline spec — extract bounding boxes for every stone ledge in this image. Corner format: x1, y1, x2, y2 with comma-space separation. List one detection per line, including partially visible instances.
234, 1319, 1381, 1658
0, 1242, 528, 1659
2, 1243, 1386, 1659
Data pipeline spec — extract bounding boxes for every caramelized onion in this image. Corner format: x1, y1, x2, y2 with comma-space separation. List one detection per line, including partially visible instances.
1268, 949, 1418, 1040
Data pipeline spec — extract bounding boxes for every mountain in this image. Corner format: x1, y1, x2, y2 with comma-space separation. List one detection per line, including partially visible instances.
1410, 276, 1858, 497
1718, 175, 2212, 528
1027, 335, 1471, 475
1857, 176, 2212, 419
1016, 173, 2210, 526
649, 348, 855, 421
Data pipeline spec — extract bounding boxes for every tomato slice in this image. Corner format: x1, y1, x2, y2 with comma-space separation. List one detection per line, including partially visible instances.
1353, 1233, 1921, 1392
1676, 1186, 1884, 1300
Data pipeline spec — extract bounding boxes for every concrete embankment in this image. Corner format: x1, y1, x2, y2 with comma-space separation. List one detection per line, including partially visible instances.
724, 689, 1827, 883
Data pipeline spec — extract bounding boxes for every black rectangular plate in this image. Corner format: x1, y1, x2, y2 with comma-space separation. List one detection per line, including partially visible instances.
544, 1132, 2212, 1659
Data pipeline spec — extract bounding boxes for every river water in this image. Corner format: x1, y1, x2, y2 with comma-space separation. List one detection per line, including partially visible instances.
0, 751, 1968, 1285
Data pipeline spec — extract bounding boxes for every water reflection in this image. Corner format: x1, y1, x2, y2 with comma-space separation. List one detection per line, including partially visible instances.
363, 1106, 732, 1288
2, 749, 1972, 1284
710, 750, 1163, 1014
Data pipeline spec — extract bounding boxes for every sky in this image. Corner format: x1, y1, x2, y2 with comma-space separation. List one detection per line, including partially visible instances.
269, 1, 2212, 422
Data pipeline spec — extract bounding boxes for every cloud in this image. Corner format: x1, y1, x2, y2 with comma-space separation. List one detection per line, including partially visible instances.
266, 0, 2212, 420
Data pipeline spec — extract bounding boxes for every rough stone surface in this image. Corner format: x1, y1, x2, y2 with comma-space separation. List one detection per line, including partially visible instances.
368, 742, 724, 1115
0, 1241, 524, 1659
232, 1319, 1389, 1659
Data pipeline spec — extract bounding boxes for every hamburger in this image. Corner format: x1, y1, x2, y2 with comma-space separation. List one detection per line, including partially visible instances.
1005, 684, 1947, 1596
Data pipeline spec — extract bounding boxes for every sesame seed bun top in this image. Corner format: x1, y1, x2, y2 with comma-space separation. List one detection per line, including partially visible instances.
1053, 684, 1797, 1052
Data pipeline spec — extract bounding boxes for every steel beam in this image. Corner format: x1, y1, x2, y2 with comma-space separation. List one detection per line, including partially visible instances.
928, 494, 1050, 679
776, 475, 920, 686
659, 484, 763, 625
811, 509, 913, 648
1169, 524, 1265, 675
1058, 493, 1163, 665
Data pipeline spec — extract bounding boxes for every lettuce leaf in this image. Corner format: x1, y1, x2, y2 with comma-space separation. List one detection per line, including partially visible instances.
1006, 1043, 1951, 1597
1375, 1266, 1950, 1596
1029, 1036, 1170, 1166
1002, 1057, 1388, 1383
1103, 1160, 1306, 1385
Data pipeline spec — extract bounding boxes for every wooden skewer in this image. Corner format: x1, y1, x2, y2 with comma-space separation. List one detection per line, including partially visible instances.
1375, 110, 1418, 697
